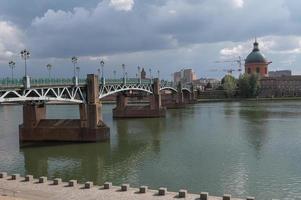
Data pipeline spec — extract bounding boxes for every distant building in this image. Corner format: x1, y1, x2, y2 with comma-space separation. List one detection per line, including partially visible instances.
173, 68, 197, 84
141, 68, 146, 79
245, 39, 272, 77
260, 76, 301, 97
269, 70, 292, 77
193, 78, 220, 91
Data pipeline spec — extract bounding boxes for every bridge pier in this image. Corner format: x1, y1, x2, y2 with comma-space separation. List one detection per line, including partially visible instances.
113, 78, 166, 118
19, 74, 110, 144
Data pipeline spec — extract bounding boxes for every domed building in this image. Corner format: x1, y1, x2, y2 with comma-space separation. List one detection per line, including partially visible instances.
245, 39, 272, 77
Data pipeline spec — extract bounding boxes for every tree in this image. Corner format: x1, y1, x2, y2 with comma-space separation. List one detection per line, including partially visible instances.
238, 74, 260, 98
222, 75, 237, 97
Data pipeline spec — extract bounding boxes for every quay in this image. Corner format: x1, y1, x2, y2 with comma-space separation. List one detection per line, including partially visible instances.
0, 172, 252, 200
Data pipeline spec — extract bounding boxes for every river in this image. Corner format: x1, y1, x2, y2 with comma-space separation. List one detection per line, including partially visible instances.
0, 101, 301, 199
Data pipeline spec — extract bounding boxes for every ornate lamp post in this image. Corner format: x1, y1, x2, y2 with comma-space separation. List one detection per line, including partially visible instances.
113, 70, 116, 79
100, 60, 105, 79
149, 68, 152, 79
8, 61, 16, 81
46, 64, 52, 79
97, 68, 101, 77
20, 49, 30, 77
71, 56, 78, 77
76, 66, 80, 78
122, 64, 125, 78
20, 49, 30, 89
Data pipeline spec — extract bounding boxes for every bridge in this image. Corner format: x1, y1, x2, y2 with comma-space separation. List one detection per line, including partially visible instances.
0, 75, 196, 144
0, 77, 192, 104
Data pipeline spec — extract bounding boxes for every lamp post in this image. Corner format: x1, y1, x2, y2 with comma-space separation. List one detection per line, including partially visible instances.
20, 49, 30, 77
46, 64, 52, 79
8, 61, 16, 81
122, 64, 125, 78
149, 68, 152, 79
157, 70, 160, 79
97, 68, 101, 77
113, 70, 116, 79
71, 56, 78, 77
100, 60, 105, 79
76, 66, 80, 78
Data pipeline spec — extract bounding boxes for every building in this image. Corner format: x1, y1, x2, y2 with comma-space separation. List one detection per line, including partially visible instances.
260, 76, 301, 97
173, 69, 197, 84
193, 78, 220, 91
245, 39, 272, 77
269, 70, 292, 77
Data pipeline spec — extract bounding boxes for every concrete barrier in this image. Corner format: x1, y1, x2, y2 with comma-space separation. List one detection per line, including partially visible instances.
104, 182, 112, 189
121, 184, 129, 191
85, 181, 93, 189
11, 174, 20, 180
0, 172, 7, 178
53, 178, 62, 185
223, 194, 231, 200
139, 186, 148, 193
200, 192, 209, 200
39, 176, 47, 183
158, 187, 167, 196
178, 189, 187, 198
69, 180, 77, 187
25, 175, 34, 182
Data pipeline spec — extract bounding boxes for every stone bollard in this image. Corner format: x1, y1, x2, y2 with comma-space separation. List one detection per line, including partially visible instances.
139, 186, 148, 193
104, 182, 112, 189
53, 178, 62, 185
0, 172, 7, 178
85, 181, 93, 189
25, 175, 34, 182
246, 197, 255, 200
179, 189, 187, 198
11, 174, 20, 180
69, 180, 77, 187
223, 194, 231, 200
158, 187, 167, 196
121, 184, 129, 191
39, 176, 47, 183
200, 192, 209, 200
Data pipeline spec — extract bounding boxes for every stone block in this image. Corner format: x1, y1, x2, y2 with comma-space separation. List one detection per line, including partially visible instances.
200, 192, 209, 200
246, 197, 255, 200
11, 174, 20, 180
0, 172, 7, 178
179, 189, 187, 198
104, 182, 112, 189
69, 180, 77, 187
85, 181, 93, 189
139, 186, 148, 193
121, 184, 129, 191
53, 178, 62, 185
25, 175, 33, 182
158, 187, 167, 196
223, 194, 231, 200
39, 176, 47, 183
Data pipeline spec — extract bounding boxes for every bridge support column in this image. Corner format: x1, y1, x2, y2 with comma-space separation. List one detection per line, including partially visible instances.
19, 74, 110, 145
113, 78, 166, 118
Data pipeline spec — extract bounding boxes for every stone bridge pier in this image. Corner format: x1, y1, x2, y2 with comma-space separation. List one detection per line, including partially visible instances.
19, 74, 110, 144
113, 78, 166, 118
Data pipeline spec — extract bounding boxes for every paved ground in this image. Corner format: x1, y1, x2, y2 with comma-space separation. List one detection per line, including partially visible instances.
0, 175, 244, 200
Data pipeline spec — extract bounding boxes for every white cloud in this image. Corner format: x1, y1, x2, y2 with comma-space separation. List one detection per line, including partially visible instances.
231, 0, 244, 8
0, 21, 24, 60
109, 0, 134, 11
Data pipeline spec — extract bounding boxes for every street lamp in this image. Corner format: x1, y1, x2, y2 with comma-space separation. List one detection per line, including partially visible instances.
71, 56, 78, 77
8, 61, 16, 81
122, 64, 125, 78
20, 49, 30, 77
149, 68, 152, 79
100, 60, 105, 79
125, 72, 128, 79
157, 70, 160, 79
137, 66, 141, 79
76, 66, 80, 78
97, 68, 101, 77
46, 64, 52, 79
113, 70, 116, 79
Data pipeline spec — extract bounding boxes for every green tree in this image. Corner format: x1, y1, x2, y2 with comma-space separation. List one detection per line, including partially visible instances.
222, 75, 237, 97
238, 74, 260, 98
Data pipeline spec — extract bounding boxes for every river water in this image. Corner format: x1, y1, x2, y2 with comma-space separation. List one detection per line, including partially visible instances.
0, 101, 301, 199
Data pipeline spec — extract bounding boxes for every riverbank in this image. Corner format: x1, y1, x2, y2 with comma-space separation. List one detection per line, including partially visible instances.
197, 96, 301, 103
0, 173, 245, 200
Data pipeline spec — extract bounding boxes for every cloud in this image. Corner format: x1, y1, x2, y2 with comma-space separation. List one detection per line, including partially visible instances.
231, 0, 244, 8
109, 0, 134, 11
0, 21, 24, 60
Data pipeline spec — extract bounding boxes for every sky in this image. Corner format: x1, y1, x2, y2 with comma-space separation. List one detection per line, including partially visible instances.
1, 0, 301, 80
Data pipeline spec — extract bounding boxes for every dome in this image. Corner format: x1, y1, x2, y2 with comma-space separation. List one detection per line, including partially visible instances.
245, 41, 267, 64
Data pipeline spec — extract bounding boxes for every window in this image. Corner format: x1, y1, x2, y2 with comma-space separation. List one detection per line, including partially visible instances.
265, 67, 267, 74
256, 67, 260, 73
247, 68, 251, 74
